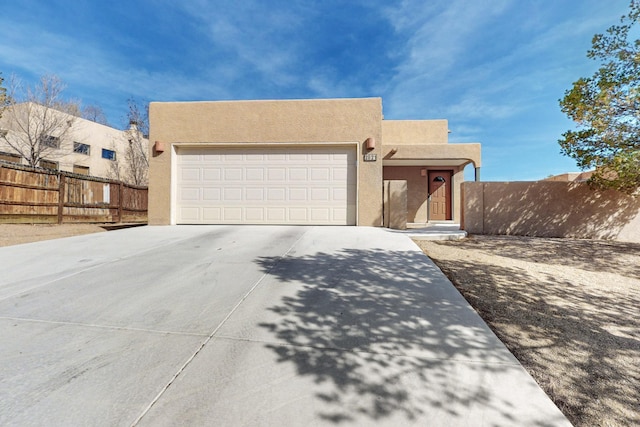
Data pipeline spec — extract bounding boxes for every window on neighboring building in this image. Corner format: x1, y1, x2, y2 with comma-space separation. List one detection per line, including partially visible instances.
0, 151, 22, 163
73, 142, 90, 155
101, 148, 116, 161
40, 135, 60, 148
73, 165, 90, 175
40, 160, 59, 170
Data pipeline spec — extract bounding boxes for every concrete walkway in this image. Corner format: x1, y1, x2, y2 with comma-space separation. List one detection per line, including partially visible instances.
393, 223, 468, 240
0, 226, 569, 426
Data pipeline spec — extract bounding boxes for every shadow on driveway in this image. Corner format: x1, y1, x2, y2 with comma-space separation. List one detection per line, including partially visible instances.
254, 248, 559, 425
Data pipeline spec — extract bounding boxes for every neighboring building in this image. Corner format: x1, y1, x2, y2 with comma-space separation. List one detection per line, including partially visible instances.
544, 171, 594, 182
148, 97, 481, 226
0, 102, 146, 180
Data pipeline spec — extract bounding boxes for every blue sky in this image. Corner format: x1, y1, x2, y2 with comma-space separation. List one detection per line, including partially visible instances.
0, 0, 632, 181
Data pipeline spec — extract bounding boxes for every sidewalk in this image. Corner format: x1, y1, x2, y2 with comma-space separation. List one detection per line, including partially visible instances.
386, 222, 468, 240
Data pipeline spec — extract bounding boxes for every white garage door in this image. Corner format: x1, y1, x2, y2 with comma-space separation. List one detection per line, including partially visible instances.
176, 146, 357, 225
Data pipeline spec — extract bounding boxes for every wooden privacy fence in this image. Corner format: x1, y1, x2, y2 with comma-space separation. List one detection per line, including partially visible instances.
0, 161, 148, 224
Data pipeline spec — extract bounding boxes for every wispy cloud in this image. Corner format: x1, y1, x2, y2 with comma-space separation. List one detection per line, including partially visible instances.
0, 0, 633, 179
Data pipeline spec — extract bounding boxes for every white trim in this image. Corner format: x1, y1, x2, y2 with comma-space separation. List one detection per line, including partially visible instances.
170, 144, 178, 225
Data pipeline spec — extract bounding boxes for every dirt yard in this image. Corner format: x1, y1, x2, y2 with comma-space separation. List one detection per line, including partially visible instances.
0, 224, 106, 247
416, 235, 640, 427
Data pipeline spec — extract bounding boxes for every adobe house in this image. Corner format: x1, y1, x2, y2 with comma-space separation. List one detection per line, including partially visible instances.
148, 97, 481, 226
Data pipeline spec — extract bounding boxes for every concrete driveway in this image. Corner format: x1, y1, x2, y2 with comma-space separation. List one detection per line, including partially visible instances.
0, 226, 569, 426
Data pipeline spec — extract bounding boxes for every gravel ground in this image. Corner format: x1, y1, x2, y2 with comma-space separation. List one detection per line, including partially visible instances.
415, 235, 640, 427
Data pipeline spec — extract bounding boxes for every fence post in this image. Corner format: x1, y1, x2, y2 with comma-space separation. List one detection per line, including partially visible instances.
57, 174, 65, 224
118, 182, 124, 223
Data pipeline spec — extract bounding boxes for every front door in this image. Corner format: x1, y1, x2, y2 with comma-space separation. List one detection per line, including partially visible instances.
428, 171, 452, 221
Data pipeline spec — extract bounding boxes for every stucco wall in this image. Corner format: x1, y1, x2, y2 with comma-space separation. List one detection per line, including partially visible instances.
462, 181, 640, 242
148, 98, 383, 226
383, 166, 465, 223
382, 180, 407, 229
382, 120, 449, 145
451, 167, 465, 223
381, 144, 482, 168
383, 167, 428, 222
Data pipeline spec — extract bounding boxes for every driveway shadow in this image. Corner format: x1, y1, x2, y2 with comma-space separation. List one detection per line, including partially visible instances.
254, 249, 548, 424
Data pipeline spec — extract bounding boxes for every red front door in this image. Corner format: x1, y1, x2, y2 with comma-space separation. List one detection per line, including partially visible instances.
429, 171, 452, 221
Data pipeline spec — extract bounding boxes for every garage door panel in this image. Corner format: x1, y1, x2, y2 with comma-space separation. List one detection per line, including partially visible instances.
311, 208, 331, 221
246, 188, 264, 201
289, 168, 307, 180
180, 207, 200, 222
310, 168, 330, 181
245, 168, 264, 181
311, 188, 330, 201
267, 168, 286, 181
267, 208, 286, 221
179, 187, 200, 202
267, 188, 286, 201
266, 153, 286, 161
223, 188, 242, 201
181, 168, 200, 181
223, 207, 242, 221
289, 188, 307, 201
203, 207, 221, 221
245, 208, 264, 221
333, 208, 348, 222
289, 208, 308, 222
224, 168, 243, 181
180, 154, 201, 163
203, 168, 221, 181
333, 188, 347, 201
202, 188, 221, 201
176, 146, 356, 225
310, 153, 331, 161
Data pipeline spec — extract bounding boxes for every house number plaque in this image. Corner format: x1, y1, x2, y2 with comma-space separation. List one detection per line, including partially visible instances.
363, 153, 377, 162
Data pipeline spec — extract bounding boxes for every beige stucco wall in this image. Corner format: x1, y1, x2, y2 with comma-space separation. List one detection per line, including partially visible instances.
382, 120, 449, 145
381, 144, 482, 168
462, 181, 640, 242
383, 180, 408, 229
148, 98, 383, 226
451, 167, 465, 223
383, 167, 428, 222
380, 119, 480, 224
383, 166, 466, 223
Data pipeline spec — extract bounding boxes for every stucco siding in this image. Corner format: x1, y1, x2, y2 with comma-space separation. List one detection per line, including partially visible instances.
462, 181, 640, 242
382, 120, 449, 145
149, 98, 383, 226
383, 166, 428, 222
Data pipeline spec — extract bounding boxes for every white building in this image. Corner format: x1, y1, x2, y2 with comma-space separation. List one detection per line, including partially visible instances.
0, 102, 147, 181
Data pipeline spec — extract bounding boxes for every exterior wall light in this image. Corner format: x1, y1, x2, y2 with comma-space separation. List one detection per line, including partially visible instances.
365, 137, 375, 151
